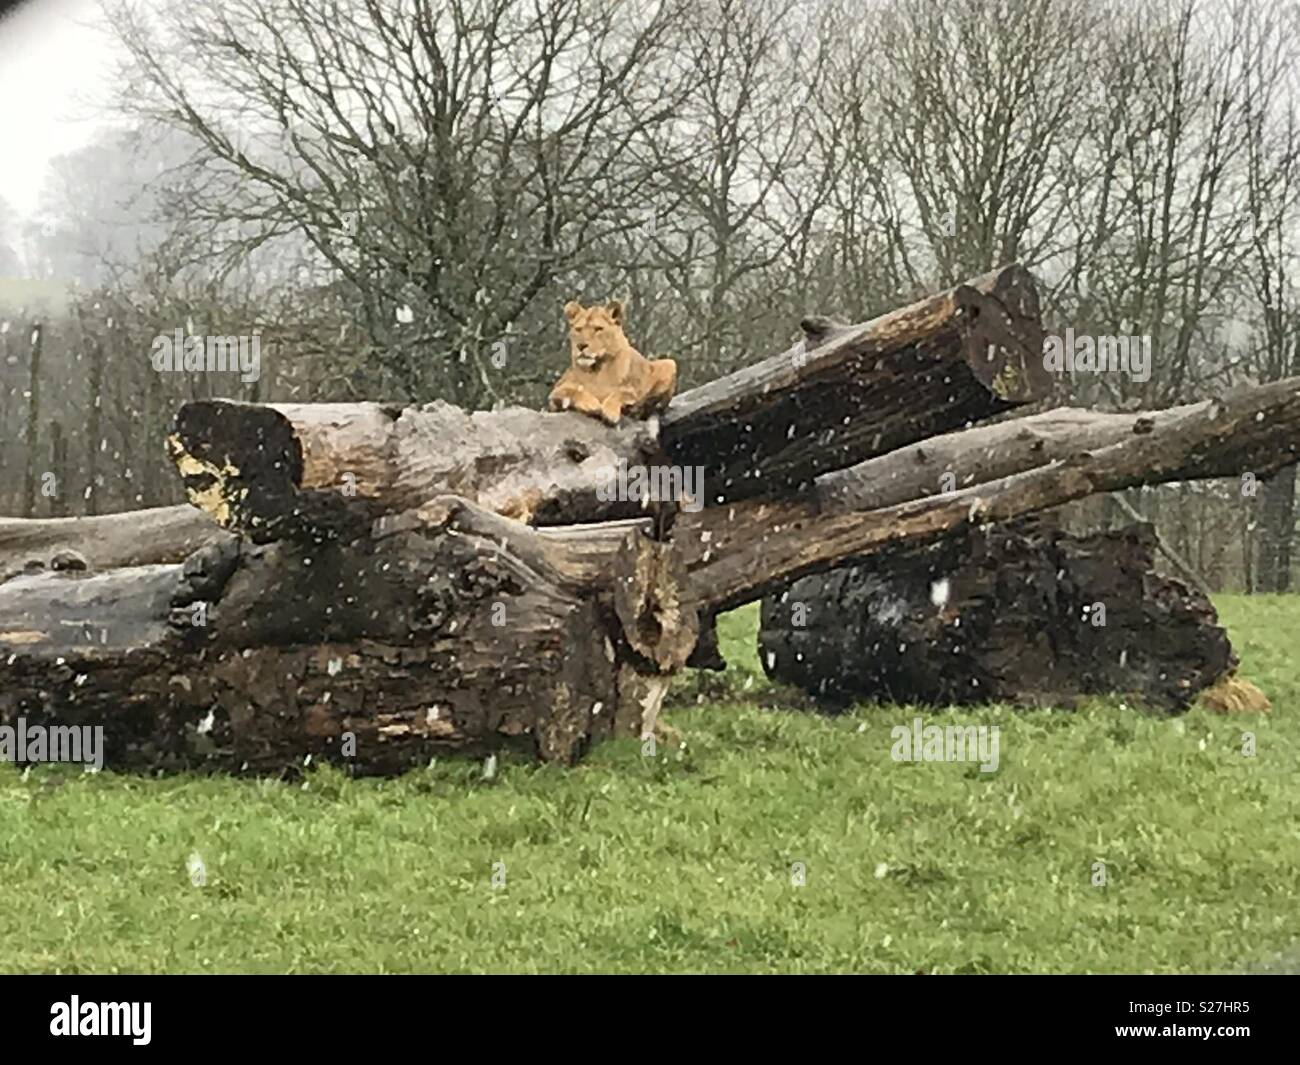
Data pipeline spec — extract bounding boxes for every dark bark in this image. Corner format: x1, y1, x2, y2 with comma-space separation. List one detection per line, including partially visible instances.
659, 263, 1048, 500
0, 498, 690, 774
759, 519, 1233, 712
677, 378, 1300, 612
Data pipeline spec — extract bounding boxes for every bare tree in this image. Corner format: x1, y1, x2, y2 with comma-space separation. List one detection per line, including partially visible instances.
107, 0, 694, 407
865, 0, 1104, 288
633, 0, 832, 381
1240, 0, 1300, 591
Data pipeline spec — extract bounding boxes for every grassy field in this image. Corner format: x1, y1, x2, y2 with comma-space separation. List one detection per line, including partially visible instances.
1, 596, 1296, 973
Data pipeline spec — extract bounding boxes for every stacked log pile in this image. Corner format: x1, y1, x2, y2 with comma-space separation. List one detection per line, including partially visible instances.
1, 264, 1294, 773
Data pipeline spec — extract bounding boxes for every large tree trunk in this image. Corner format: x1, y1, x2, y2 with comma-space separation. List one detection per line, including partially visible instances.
658, 263, 1047, 500
166, 400, 667, 537
164, 265, 1048, 537
675, 377, 1300, 613
0, 498, 693, 773
758, 518, 1233, 711
0, 506, 228, 579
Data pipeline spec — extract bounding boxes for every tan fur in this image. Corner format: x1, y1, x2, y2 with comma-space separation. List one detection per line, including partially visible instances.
1197, 674, 1272, 714
548, 299, 677, 425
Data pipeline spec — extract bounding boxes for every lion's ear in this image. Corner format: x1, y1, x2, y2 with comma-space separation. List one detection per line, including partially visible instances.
563, 300, 583, 322
606, 298, 626, 324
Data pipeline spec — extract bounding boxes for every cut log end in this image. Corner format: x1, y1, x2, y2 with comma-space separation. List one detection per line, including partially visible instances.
167, 401, 305, 536
951, 275, 1048, 402
663, 263, 1051, 503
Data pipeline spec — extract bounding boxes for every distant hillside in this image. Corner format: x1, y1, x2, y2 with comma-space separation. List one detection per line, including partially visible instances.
0, 276, 73, 318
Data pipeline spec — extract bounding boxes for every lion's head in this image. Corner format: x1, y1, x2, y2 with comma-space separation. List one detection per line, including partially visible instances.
563, 299, 633, 370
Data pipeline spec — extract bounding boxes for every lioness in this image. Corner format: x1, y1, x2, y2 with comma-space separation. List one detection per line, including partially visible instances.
548, 298, 677, 425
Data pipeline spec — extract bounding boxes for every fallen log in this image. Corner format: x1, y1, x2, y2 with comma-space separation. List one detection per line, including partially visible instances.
676, 377, 1300, 612
0, 497, 692, 772
758, 518, 1233, 711
4, 267, 1299, 775
658, 262, 1047, 500
165, 264, 1048, 538
15, 382, 1289, 591
6, 367, 1293, 772
167, 400, 665, 539
5, 264, 1047, 567
0, 506, 228, 578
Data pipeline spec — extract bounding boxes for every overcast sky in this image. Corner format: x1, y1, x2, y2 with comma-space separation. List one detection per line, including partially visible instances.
0, 0, 118, 218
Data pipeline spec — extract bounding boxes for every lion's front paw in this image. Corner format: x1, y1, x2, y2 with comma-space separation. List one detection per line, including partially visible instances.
600, 397, 624, 425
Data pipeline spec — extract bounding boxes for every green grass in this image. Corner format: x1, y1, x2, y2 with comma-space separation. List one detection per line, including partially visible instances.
1, 596, 1296, 973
